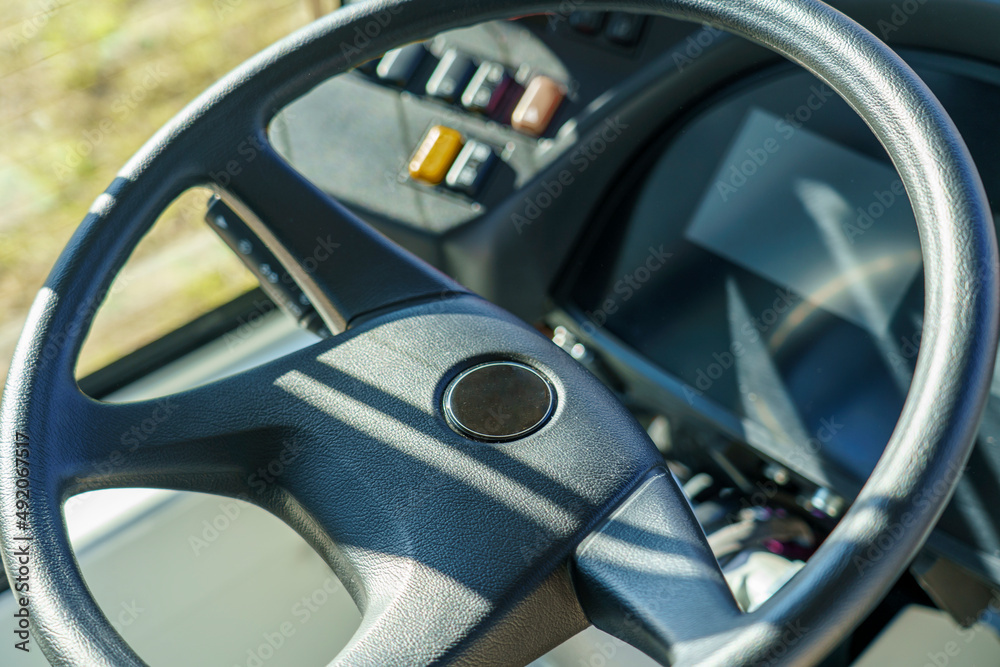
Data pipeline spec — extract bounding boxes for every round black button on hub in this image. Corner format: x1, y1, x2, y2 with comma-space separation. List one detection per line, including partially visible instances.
443, 362, 555, 442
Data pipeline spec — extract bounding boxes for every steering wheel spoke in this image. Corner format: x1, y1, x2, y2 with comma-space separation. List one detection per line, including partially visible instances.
63, 372, 292, 498
214, 139, 465, 332
574, 469, 743, 665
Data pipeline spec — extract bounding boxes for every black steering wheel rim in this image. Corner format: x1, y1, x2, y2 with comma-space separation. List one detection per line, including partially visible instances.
1, 1, 997, 666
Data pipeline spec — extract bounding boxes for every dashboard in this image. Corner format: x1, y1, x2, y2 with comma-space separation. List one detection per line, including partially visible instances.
262, 0, 1000, 608
566, 54, 1000, 488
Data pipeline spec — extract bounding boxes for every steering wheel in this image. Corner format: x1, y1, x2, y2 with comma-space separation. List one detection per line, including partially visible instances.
2, 1, 997, 665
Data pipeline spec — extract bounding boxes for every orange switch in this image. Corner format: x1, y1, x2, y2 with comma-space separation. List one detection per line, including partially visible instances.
409, 126, 464, 185
511, 76, 565, 136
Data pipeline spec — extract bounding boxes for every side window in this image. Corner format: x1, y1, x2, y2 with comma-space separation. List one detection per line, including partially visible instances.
1, 0, 330, 387
77, 187, 260, 379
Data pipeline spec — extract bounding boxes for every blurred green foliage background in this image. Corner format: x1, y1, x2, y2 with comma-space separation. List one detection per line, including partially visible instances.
1, 0, 338, 383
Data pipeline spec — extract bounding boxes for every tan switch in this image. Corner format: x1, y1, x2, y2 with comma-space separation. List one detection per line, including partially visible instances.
511, 75, 565, 136
409, 126, 464, 185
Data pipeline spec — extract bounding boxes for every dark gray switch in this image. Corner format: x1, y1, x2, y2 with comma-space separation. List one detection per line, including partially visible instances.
461, 61, 511, 115
445, 140, 498, 197
569, 11, 606, 35
376, 43, 426, 86
604, 13, 645, 46
425, 49, 474, 102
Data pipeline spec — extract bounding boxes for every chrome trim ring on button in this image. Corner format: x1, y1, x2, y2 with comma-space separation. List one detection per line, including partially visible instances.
443, 361, 556, 442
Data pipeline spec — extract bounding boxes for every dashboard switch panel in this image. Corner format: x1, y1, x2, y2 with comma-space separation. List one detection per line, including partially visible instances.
376, 43, 427, 86
409, 125, 465, 185
512, 75, 566, 136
